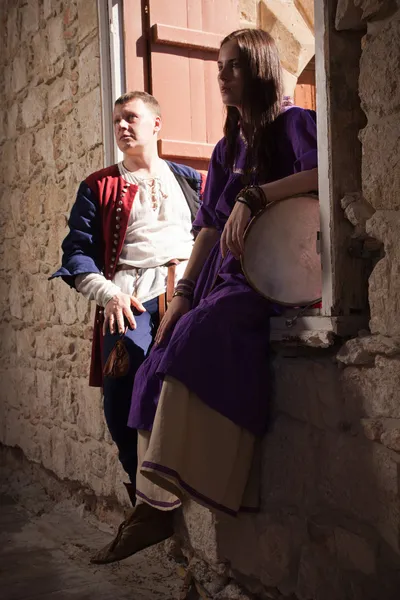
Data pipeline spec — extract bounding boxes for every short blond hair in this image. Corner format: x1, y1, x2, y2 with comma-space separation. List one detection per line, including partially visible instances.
114, 91, 161, 117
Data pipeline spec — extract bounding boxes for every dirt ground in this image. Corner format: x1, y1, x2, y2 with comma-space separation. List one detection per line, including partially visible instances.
0, 462, 184, 600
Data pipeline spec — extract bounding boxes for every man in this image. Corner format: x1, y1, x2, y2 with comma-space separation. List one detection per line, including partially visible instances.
52, 91, 204, 561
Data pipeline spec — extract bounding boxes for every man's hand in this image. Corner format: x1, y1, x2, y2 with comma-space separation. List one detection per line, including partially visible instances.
103, 292, 146, 335
220, 201, 252, 259
154, 295, 191, 346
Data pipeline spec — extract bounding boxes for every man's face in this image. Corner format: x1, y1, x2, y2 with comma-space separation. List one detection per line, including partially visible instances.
113, 98, 161, 155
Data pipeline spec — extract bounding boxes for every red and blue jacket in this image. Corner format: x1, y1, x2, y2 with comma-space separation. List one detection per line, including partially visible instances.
51, 161, 205, 387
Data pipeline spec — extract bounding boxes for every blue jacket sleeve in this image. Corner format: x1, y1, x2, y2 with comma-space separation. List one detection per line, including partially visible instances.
50, 182, 103, 288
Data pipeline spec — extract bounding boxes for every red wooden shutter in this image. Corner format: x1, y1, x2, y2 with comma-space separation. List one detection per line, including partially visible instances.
124, 0, 239, 171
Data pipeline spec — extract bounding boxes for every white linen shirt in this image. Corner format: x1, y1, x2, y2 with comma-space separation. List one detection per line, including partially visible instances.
75, 160, 194, 306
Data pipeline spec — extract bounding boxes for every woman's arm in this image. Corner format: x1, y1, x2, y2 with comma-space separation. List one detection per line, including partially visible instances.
260, 167, 318, 203
221, 167, 318, 259
181, 226, 220, 282
154, 226, 219, 345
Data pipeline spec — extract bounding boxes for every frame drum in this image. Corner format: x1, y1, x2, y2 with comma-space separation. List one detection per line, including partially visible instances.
241, 194, 322, 306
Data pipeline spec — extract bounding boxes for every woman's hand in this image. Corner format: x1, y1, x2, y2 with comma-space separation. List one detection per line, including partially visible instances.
220, 200, 251, 259
155, 295, 192, 346
103, 292, 146, 335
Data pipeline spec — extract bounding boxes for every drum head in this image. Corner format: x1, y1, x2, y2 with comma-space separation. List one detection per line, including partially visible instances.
241, 194, 322, 306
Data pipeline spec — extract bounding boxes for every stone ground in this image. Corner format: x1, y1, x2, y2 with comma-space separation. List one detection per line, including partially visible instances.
0, 466, 184, 600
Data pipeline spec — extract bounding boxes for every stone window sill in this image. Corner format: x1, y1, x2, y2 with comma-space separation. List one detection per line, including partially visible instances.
270, 315, 369, 347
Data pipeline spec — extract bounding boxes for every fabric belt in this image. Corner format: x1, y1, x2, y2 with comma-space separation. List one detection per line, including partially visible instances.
115, 260, 180, 321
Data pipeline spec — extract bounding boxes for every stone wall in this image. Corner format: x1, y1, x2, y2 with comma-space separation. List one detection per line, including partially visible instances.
240, 0, 315, 96
1, 1, 400, 599
0, 0, 127, 504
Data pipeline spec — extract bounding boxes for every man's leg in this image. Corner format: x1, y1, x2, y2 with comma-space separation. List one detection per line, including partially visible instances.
101, 297, 159, 496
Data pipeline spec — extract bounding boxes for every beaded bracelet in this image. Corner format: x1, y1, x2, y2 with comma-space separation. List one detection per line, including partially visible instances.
172, 290, 193, 300
235, 185, 267, 216
172, 278, 195, 301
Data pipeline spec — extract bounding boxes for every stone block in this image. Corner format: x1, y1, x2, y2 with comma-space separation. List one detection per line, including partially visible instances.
48, 78, 74, 115
297, 544, 351, 600
342, 357, 400, 419
214, 583, 253, 600
43, 0, 56, 20
6, 103, 18, 139
360, 418, 384, 441
0, 326, 17, 364
366, 211, 400, 336
356, 0, 398, 20
317, 428, 400, 553
26, 275, 56, 323
21, 87, 47, 129
335, 0, 364, 30
16, 132, 34, 181
184, 556, 228, 597
239, 0, 257, 24
2, 367, 36, 410
78, 37, 100, 93
9, 276, 23, 320
71, 377, 104, 441
12, 52, 28, 94
180, 502, 222, 567
15, 328, 36, 360
260, 4, 301, 75
77, 0, 98, 41
35, 369, 53, 417
51, 279, 79, 325
333, 527, 376, 575
48, 17, 65, 65
53, 112, 84, 164
360, 118, 400, 210
217, 511, 306, 591
261, 415, 320, 510
6, 5, 20, 59
259, 0, 315, 76
34, 124, 55, 167
381, 423, 400, 453
48, 426, 69, 477
76, 87, 102, 150
337, 335, 400, 366
282, 68, 297, 98
31, 29, 51, 84
1, 141, 17, 186
359, 11, 400, 118
0, 110, 6, 145
21, 1, 40, 35
273, 353, 345, 430
88, 444, 110, 479
368, 258, 400, 337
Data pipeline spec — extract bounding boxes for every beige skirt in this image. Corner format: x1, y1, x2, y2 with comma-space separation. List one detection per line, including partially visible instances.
136, 376, 261, 516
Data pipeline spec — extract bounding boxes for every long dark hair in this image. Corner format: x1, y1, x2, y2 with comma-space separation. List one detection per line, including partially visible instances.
221, 29, 283, 180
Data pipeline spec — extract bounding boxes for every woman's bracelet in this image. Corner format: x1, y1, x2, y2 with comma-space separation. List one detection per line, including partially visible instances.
236, 197, 252, 211
235, 185, 268, 216
173, 278, 195, 301
172, 290, 193, 300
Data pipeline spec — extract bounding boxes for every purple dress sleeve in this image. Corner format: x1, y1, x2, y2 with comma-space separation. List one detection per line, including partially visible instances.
285, 107, 318, 172
193, 139, 230, 230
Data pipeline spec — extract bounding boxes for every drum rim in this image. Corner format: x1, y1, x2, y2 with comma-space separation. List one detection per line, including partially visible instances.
240, 193, 321, 307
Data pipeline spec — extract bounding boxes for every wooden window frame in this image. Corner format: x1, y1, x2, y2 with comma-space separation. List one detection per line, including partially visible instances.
97, 0, 126, 166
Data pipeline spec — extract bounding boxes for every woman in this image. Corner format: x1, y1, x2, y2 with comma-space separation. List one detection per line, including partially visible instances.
93, 28, 318, 565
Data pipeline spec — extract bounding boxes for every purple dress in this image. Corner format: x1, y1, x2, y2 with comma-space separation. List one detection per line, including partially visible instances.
128, 107, 318, 437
